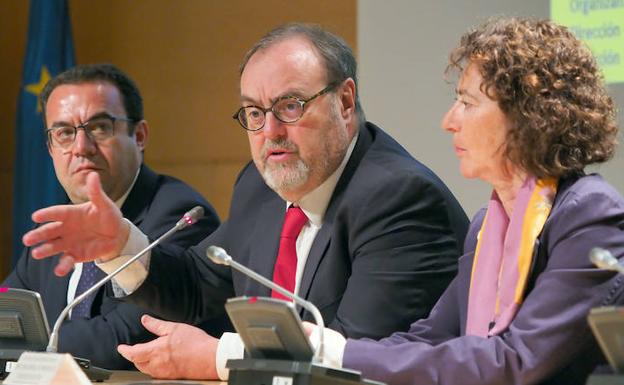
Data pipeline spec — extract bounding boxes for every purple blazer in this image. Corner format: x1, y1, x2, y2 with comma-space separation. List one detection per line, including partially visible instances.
344, 173, 624, 385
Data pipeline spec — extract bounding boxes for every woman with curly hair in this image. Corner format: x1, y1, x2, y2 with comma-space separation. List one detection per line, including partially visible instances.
308, 17, 624, 385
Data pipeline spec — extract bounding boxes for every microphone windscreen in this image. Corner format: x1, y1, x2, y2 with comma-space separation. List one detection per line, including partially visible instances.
177, 206, 205, 228
185, 206, 205, 224
206, 246, 230, 265
589, 247, 617, 270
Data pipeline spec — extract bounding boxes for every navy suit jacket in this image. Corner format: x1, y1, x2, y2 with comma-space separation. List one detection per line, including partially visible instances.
3, 165, 220, 369
344, 173, 624, 385
127, 122, 469, 340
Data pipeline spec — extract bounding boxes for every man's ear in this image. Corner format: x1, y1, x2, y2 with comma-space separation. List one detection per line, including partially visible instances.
338, 78, 356, 121
133, 120, 149, 151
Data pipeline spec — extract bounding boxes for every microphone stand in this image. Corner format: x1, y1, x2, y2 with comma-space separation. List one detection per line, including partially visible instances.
207, 245, 324, 362
586, 247, 624, 385
206, 246, 382, 385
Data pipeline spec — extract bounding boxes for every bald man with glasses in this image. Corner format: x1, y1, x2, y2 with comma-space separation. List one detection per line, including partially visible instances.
23, 25, 468, 380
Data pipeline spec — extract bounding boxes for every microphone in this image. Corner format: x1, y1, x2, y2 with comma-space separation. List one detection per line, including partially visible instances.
46, 206, 205, 353
206, 245, 325, 362
590, 247, 624, 274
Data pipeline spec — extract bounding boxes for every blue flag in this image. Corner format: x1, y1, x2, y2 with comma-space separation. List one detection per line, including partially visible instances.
13, 0, 75, 265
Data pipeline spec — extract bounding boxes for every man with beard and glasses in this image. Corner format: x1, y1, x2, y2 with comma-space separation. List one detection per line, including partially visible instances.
22, 24, 469, 380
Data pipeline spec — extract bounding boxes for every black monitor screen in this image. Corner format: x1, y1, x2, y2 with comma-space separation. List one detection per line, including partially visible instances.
0, 288, 49, 355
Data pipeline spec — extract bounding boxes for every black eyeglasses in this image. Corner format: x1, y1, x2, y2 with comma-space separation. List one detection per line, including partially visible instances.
46, 114, 136, 149
232, 83, 338, 131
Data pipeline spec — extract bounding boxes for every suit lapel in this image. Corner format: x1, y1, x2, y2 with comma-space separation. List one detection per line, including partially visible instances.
120, 165, 158, 224
524, 239, 545, 296
458, 252, 474, 334
244, 195, 285, 297
29, 214, 73, 321
299, 124, 374, 299
46, 256, 72, 321
299, 222, 332, 299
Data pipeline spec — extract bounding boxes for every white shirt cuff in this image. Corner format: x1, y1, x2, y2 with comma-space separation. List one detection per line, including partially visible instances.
95, 219, 150, 295
216, 332, 245, 380
310, 326, 346, 368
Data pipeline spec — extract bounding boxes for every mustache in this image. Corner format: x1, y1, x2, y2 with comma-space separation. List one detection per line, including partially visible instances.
260, 138, 299, 159
71, 158, 102, 172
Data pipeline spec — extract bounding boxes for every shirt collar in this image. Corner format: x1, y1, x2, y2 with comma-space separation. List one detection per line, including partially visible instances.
113, 166, 141, 209
287, 132, 359, 227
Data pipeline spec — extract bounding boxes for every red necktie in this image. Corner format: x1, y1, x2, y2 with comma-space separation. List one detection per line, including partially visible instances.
271, 206, 308, 300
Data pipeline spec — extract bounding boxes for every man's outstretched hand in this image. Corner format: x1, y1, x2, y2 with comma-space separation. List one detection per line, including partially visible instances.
22, 172, 129, 276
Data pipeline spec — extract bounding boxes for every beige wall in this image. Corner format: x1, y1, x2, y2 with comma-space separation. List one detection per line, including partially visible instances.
358, 0, 623, 217
0, 1, 356, 280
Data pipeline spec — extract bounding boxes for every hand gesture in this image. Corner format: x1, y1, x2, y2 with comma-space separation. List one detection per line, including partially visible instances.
118, 315, 219, 380
23, 172, 129, 276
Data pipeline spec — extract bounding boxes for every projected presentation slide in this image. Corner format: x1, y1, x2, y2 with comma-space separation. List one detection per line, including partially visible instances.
551, 0, 624, 84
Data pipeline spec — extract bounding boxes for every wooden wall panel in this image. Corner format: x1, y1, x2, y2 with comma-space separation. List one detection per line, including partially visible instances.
0, 1, 29, 280
69, 0, 356, 220
0, 0, 356, 279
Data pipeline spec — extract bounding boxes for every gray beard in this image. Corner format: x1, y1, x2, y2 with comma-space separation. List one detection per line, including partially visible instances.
257, 100, 346, 196
262, 158, 310, 192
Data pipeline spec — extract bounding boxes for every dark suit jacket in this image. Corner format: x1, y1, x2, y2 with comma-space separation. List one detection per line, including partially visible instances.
344, 173, 624, 385
3, 165, 220, 369
128, 122, 469, 340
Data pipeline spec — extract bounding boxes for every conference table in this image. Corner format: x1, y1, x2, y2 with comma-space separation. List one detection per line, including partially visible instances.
105, 371, 224, 384
1, 371, 224, 385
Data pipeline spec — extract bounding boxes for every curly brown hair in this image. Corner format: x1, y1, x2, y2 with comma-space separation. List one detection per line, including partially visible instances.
447, 17, 618, 178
